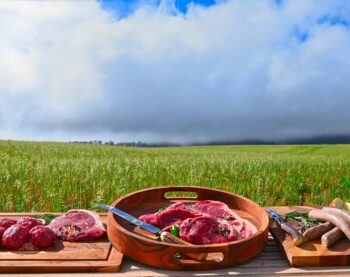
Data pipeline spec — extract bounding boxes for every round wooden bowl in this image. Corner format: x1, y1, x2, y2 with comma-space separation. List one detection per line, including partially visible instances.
107, 186, 269, 270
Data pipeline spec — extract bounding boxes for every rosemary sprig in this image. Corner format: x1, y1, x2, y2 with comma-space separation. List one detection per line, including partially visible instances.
34, 214, 58, 225
284, 211, 322, 230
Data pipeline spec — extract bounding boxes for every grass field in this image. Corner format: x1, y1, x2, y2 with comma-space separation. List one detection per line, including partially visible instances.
0, 140, 349, 212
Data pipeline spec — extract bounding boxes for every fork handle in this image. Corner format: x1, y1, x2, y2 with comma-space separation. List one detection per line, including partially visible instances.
280, 223, 306, 246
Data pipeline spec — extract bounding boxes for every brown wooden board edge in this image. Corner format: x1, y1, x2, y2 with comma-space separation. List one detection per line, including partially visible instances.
0, 212, 123, 273
268, 220, 293, 266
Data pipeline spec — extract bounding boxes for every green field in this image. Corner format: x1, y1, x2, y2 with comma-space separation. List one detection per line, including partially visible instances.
0, 140, 349, 212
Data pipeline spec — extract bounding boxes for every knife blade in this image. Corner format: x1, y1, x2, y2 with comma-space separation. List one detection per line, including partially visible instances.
96, 203, 207, 261
97, 203, 162, 235
266, 208, 306, 246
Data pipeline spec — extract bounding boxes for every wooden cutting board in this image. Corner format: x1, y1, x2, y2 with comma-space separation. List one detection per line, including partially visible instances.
269, 206, 350, 266
0, 213, 123, 273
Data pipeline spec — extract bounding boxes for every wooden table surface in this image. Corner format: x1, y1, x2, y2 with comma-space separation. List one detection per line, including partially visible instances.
2, 234, 348, 277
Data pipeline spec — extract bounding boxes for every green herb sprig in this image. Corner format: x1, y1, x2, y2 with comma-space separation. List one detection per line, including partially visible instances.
170, 224, 180, 237
284, 211, 322, 230
34, 214, 58, 225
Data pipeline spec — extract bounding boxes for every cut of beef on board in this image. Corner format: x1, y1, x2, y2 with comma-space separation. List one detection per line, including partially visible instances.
49, 209, 106, 242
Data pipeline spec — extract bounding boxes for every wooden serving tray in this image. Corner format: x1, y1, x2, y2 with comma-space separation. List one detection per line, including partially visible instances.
107, 186, 269, 271
269, 206, 350, 266
0, 213, 123, 273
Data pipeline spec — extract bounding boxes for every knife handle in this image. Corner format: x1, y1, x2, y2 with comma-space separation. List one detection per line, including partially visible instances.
280, 223, 306, 246
160, 232, 208, 261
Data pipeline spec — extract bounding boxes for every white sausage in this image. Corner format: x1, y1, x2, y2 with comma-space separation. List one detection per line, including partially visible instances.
308, 209, 350, 240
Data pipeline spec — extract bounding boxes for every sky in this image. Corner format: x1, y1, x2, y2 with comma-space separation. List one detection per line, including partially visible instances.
0, 0, 350, 144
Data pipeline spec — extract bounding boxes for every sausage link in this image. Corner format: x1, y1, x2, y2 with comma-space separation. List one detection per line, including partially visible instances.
303, 222, 333, 240
321, 227, 344, 247
308, 209, 350, 240
322, 207, 350, 224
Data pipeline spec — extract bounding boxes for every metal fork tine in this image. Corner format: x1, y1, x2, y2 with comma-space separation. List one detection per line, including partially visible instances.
266, 208, 277, 214
265, 208, 285, 225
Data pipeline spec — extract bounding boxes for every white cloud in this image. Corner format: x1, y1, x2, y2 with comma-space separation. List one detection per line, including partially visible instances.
0, 0, 349, 143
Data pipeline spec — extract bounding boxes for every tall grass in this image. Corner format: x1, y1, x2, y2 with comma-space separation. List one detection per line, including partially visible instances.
0, 141, 349, 212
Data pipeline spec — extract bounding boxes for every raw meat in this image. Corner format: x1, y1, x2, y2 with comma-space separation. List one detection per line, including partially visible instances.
139, 199, 255, 244
157, 209, 198, 231
139, 213, 159, 227
0, 218, 17, 229
0, 218, 18, 240
17, 217, 44, 230
29, 225, 56, 248
2, 224, 29, 249
164, 202, 200, 214
193, 200, 240, 220
139, 202, 200, 231
49, 209, 106, 242
0, 227, 5, 239
179, 216, 240, 244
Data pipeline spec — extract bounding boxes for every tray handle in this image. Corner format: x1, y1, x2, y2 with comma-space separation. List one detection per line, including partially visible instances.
170, 245, 230, 267
160, 186, 209, 200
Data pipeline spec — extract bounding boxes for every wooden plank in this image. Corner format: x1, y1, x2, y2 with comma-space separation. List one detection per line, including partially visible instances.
236, 259, 290, 267
115, 257, 350, 276
0, 241, 110, 260
268, 206, 350, 267
254, 252, 285, 260
0, 213, 123, 273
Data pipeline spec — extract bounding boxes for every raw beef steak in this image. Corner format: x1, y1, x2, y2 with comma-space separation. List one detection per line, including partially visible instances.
193, 200, 240, 220
157, 209, 198, 231
139, 202, 200, 231
139, 213, 159, 227
139, 200, 256, 244
179, 216, 241, 244
49, 209, 106, 242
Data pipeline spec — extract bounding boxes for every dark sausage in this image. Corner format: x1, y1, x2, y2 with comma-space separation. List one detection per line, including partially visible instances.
303, 222, 333, 240
321, 227, 344, 247
308, 209, 350, 240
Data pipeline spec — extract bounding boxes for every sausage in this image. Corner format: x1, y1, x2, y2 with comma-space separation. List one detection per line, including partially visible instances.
322, 207, 350, 224
308, 209, 350, 240
303, 222, 334, 240
321, 227, 344, 247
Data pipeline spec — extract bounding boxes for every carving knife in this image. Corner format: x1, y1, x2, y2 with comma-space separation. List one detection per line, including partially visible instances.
266, 208, 306, 246
96, 203, 207, 260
